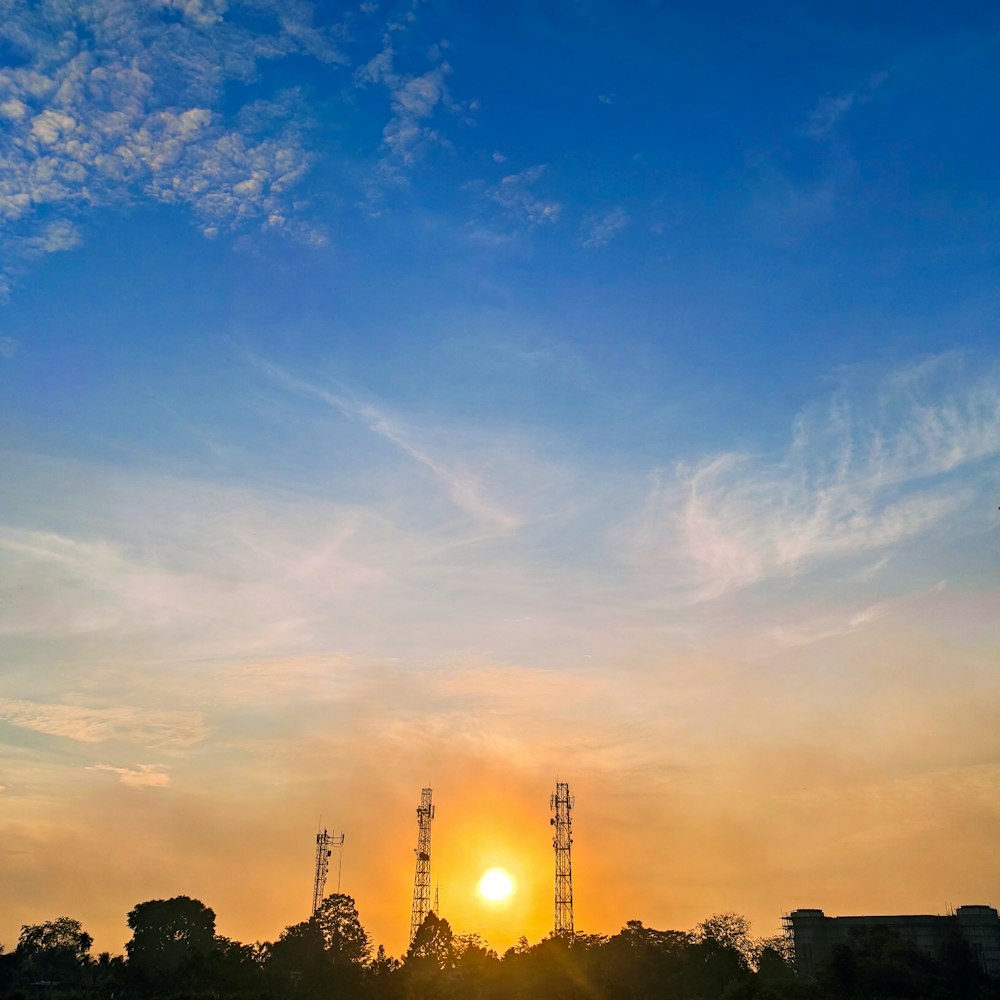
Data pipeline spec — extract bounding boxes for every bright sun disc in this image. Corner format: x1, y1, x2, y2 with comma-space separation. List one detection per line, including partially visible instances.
478, 867, 514, 901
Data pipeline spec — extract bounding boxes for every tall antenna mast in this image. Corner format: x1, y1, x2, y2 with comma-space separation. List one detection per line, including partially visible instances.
312, 827, 345, 915
550, 781, 574, 937
409, 788, 435, 943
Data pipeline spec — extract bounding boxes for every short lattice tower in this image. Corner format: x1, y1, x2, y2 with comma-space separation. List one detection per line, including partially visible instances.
409, 788, 435, 943
312, 827, 345, 915
550, 781, 574, 936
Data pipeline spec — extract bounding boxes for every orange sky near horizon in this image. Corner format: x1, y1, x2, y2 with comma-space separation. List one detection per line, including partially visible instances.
3, 594, 1000, 959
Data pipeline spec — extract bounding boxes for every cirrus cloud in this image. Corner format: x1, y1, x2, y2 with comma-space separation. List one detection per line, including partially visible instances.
631, 355, 1000, 600
0, 698, 206, 749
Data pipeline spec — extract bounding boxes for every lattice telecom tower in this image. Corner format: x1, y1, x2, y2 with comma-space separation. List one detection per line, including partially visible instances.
550, 781, 575, 936
409, 788, 435, 943
312, 827, 345, 915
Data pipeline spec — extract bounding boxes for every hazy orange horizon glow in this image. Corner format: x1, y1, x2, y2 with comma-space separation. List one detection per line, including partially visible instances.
5, 613, 1000, 960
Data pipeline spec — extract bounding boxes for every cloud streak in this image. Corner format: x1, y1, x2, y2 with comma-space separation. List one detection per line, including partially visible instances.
581, 206, 629, 248
0, 698, 205, 748
252, 358, 521, 532
88, 763, 172, 788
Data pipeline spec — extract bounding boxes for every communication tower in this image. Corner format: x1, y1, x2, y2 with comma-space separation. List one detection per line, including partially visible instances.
312, 827, 345, 915
550, 781, 574, 936
409, 788, 435, 943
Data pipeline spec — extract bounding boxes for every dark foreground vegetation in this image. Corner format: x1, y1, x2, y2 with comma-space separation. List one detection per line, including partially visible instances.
2, 895, 997, 1000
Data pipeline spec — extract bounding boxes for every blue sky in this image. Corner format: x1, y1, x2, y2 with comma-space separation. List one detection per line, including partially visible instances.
2, 0, 1000, 958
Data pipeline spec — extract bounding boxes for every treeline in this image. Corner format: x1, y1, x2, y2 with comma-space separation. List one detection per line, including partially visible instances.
1, 894, 997, 1000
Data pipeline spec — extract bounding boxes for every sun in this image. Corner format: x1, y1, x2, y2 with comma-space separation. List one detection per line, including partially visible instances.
478, 867, 515, 902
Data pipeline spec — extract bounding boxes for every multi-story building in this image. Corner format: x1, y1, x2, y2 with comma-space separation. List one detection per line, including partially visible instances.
784, 905, 1000, 978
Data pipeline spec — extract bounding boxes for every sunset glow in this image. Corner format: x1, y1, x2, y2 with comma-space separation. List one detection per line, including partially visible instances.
1, 0, 999, 970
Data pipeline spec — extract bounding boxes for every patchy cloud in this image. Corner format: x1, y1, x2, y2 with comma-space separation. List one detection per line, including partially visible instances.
354, 34, 461, 176
482, 165, 561, 227
0, 0, 340, 296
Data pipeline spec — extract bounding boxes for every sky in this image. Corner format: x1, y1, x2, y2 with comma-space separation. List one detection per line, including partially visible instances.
1, 0, 1000, 960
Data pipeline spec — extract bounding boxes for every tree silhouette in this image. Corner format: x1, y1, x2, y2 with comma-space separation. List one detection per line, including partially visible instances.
3, 900, 997, 1000
406, 913, 457, 971
695, 912, 758, 970
14, 916, 93, 988
313, 893, 371, 966
126, 896, 216, 989
402, 914, 461, 1000
266, 893, 370, 998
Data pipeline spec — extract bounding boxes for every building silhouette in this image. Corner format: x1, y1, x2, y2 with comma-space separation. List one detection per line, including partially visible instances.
785, 905, 1000, 977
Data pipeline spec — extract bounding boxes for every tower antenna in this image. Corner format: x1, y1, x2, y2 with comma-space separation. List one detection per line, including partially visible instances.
312, 826, 345, 915
550, 781, 574, 937
409, 788, 435, 943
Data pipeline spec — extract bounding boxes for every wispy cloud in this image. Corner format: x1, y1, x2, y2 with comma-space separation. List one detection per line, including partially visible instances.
745, 72, 888, 245
801, 72, 887, 140
632, 356, 1000, 600
0, 491, 396, 655
762, 596, 906, 650
0, 698, 205, 748
581, 206, 629, 248
88, 763, 171, 788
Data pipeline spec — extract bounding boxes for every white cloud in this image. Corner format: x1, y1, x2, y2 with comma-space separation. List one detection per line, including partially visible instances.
0, 0, 340, 294
355, 38, 458, 171
88, 763, 171, 788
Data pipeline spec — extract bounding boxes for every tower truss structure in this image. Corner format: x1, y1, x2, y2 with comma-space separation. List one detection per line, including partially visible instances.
550, 781, 574, 936
312, 827, 345, 915
409, 788, 435, 943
